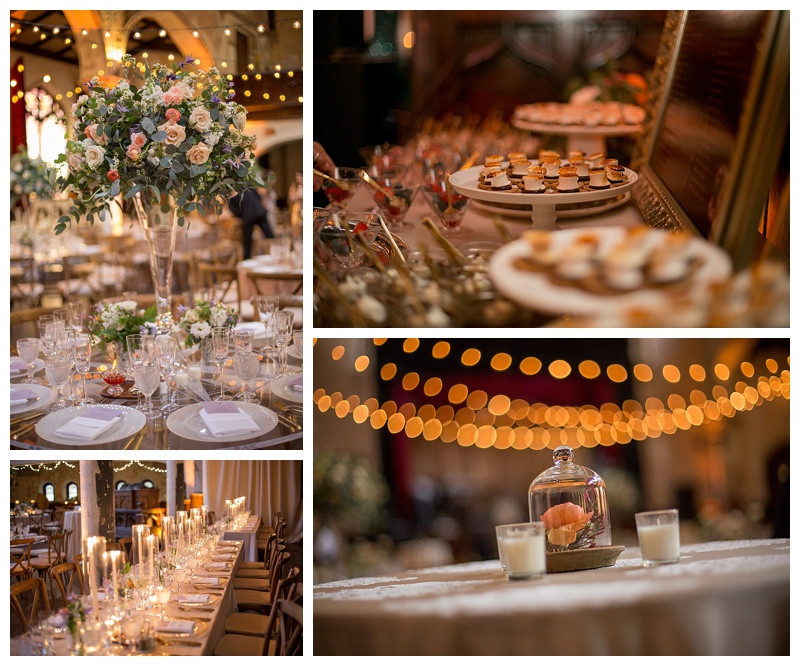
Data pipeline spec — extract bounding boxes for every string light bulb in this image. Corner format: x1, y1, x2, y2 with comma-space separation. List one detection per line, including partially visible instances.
105, 30, 111, 38
52, 27, 60, 35
279, 94, 285, 101
133, 31, 141, 39
40, 33, 46, 40
192, 30, 199, 37
224, 27, 231, 36
81, 29, 88, 35
64, 37, 71, 45
42, 74, 51, 83
159, 29, 166, 37
257, 24, 265, 33
32, 26, 39, 33
293, 20, 301, 29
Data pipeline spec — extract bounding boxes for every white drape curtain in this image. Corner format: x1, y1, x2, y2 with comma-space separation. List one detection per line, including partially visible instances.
203, 461, 302, 539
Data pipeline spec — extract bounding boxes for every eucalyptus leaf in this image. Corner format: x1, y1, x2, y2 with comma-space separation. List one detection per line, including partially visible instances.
141, 117, 156, 134
160, 156, 171, 168
109, 179, 121, 197
151, 131, 167, 142
123, 183, 142, 200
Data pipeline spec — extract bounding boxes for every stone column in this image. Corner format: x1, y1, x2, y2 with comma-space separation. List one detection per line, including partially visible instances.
166, 460, 177, 516
95, 461, 116, 541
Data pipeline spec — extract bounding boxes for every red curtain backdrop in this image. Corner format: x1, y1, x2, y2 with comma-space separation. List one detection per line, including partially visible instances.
11, 57, 26, 154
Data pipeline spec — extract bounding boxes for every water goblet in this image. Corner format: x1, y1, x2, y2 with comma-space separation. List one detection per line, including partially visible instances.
232, 329, 255, 353
16, 337, 44, 384
45, 356, 73, 410
37, 315, 58, 358
155, 585, 171, 619
273, 310, 295, 377
131, 362, 161, 419
211, 327, 232, 401
233, 351, 261, 402
68, 331, 95, 405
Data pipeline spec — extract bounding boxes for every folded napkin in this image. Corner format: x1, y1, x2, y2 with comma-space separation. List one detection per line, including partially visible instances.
211, 554, 234, 561
218, 540, 241, 547
287, 377, 303, 394
175, 594, 210, 604
205, 562, 229, 570
54, 407, 124, 440
156, 620, 194, 634
192, 577, 219, 585
10, 360, 28, 374
216, 547, 237, 553
199, 402, 259, 437
10, 388, 38, 407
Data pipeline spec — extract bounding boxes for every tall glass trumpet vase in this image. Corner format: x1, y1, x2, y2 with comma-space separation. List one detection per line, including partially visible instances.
133, 192, 178, 333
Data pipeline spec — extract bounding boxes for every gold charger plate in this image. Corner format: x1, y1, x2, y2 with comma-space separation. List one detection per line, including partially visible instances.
546, 545, 625, 573
172, 592, 221, 608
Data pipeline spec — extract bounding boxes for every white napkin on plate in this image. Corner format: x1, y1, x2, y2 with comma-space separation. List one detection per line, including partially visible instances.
192, 577, 219, 585
156, 620, 194, 634
10, 388, 38, 407
205, 562, 229, 570
175, 594, 209, 604
10, 360, 27, 374
199, 402, 259, 437
287, 377, 303, 395
211, 554, 234, 561
54, 407, 124, 440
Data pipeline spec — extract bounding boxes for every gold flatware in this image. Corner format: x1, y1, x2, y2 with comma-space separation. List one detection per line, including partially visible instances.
11, 412, 43, 425
123, 429, 147, 450
421, 217, 467, 267
443, 178, 458, 217
156, 638, 202, 647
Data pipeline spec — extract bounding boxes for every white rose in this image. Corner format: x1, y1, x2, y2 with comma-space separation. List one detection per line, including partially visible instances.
189, 106, 213, 133
233, 111, 247, 131
157, 120, 187, 146
210, 308, 227, 327
85, 145, 106, 169
190, 321, 211, 339
185, 309, 198, 324
119, 300, 138, 311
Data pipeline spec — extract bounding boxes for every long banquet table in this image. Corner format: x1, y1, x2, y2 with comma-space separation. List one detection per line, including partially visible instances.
313, 539, 790, 656
10, 353, 302, 451
222, 514, 261, 562
11, 539, 246, 656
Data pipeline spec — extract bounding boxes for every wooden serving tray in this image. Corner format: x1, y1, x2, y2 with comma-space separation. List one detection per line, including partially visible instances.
546, 545, 625, 573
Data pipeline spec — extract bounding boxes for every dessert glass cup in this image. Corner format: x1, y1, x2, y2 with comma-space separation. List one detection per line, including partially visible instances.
420, 168, 471, 231
321, 167, 363, 210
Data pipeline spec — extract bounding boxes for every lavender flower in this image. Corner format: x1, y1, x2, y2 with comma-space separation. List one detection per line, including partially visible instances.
210, 93, 221, 104
221, 145, 232, 154
179, 55, 197, 68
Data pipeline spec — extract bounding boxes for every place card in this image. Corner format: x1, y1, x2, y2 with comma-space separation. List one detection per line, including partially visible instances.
175, 594, 210, 604
156, 620, 195, 634
53, 407, 124, 440
10, 388, 38, 406
199, 402, 260, 437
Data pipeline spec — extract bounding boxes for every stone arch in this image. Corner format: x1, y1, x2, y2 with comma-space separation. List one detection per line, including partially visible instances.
123, 11, 215, 67
61, 10, 105, 83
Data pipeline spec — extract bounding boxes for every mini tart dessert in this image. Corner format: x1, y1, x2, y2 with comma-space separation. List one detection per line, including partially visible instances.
485, 154, 504, 165
588, 152, 606, 169
571, 161, 590, 180
601, 158, 618, 167
510, 159, 532, 177
568, 150, 585, 162
485, 170, 512, 190
606, 165, 626, 183
556, 166, 580, 192
484, 158, 503, 170
555, 258, 594, 281
542, 157, 561, 179
538, 149, 561, 163
508, 152, 527, 162
622, 105, 646, 125
589, 168, 610, 189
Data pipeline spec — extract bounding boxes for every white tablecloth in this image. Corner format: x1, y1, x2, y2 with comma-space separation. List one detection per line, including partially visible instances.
62, 509, 82, 559
314, 539, 790, 655
223, 515, 261, 562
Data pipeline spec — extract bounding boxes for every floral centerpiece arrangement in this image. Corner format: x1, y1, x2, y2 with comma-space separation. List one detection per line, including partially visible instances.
177, 298, 237, 347
11, 146, 55, 209
88, 300, 158, 351
55, 54, 262, 330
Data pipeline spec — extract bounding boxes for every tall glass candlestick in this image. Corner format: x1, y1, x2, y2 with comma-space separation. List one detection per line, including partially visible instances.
83, 536, 106, 619
131, 524, 151, 579
146, 534, 156, 584
103, 550, 122, 601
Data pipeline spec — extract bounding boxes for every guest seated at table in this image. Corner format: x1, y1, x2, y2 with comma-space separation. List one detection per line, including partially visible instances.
228, 188, 275, 260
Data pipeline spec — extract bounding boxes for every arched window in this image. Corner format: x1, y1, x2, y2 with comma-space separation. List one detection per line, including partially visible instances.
25, 88, 65, 165
43, 483, 55, 503
116, 480, 127, 490
142, 480, 154, 489
66, 482, 79, 500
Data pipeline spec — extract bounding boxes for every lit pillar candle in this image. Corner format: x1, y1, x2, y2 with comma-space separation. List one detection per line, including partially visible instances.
175, 370, 189, 388
147, 534, 156, 583
187, 365, 201, 381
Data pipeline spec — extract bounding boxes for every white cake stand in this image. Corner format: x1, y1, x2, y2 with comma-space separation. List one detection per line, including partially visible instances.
511, 118, 642, 155
449, 165, 638, 230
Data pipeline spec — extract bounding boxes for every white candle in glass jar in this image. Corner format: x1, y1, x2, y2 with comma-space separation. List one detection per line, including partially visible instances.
637, 523, 680, 562
187, 365, 202, 380
174, 371, 189, 388
500, 534, 546, 578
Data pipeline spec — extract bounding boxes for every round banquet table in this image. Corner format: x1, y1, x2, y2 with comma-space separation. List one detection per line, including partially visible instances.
313, 539, 789, 656
62, 509, 82, 559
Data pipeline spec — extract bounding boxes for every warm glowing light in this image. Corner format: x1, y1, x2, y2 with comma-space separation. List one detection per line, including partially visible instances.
432, 341, 450, 359
387, 413, 406, 434
667, 394, 686, 411
159, 29, 166, 37
370, 410, 387, 429
33, 26, 40, 33
765, 358, 778, 373
354, 355, 370, 372
133, 31, 141, 39
490, 353, 512, 372
287, 71, 294, 77
457, 424, 477, 447
461, 348, 481, 366
331, 345, 345, 361
423, 377, 443, 397
488, 395, 511, 416
168, 54, 175, 61
548, 360, 571, 379
688, 364, 706, 382
353, 405, 369, 424
255, 74, 262, 80
466, 390, 488, 411
402, 31, 415, 49
10, 80, 17, 88
714, 364, 731, 381
293, 20, 301, 29
403, 338, 420, 353
335, 400, 351, 418
66, 91, 73, 97
740, 362, 754, 378
317, 395, 331, 412
401, 372, 420, 391
192, 30, 199, 37
274, 72, 281, 79
405, 417, 424, 439
423, 419, 443, 441
606, 364, 627, 383
475, 425, 497, 448
105, 31, 111, 38
662, 364, 681, 383
221, 61, 228, 68
64, 37, 71, 45
244, 90, 251, 97
247, 63, 255, 71
275, 65, 281, 71
579, 360, 601, 379
17, 64, 24, 73
690, 389, 706, 406
52, 27, 60, 35
632, 363, 652, 382
279, 95, 285, 101
82, 29, 88, 36
257, 24, 265, 33
224, 27, 231, 36
55, 93, 62, 100
91, 43, 98, 49
380, 363, 397, 381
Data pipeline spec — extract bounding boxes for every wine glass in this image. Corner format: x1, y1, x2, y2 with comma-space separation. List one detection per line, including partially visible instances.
16, 337, 43, 384
131, 363, 161, 419
68, 331, 95, 405
232, 351, 261, 402
273, 310, 294, 377
37, 315, 58, 358
154, 334, 179, 413
155, 585, 171, 619
366, 164, 418, 228
253, 295, 279, 353
211, 327, 231, 401
292, 330, 303, 358
44, 356, 73, 410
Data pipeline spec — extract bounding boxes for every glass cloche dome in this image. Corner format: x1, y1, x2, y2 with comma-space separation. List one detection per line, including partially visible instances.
528, 446, 611, 552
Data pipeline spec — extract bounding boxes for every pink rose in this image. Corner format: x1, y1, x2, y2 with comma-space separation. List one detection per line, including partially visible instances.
157, 119, 187, 146
130, 132, 147, 148
84, 123, 107, 145
165, 108, 181, 122
126, 145, 141, 161
162, 85, 184, 106
66, 152, 84, 171
189, 107, 212, 133
185, 142, 211, 165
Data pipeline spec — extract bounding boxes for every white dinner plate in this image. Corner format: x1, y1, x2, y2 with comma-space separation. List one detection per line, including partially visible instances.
166, 402, 278, 443
10, 357, 45, 378
488, 227, 733, 316
10, 383, 54, 415
34, 404, 147, 447
270, 374, 303, 403
287, 343, 303, 360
